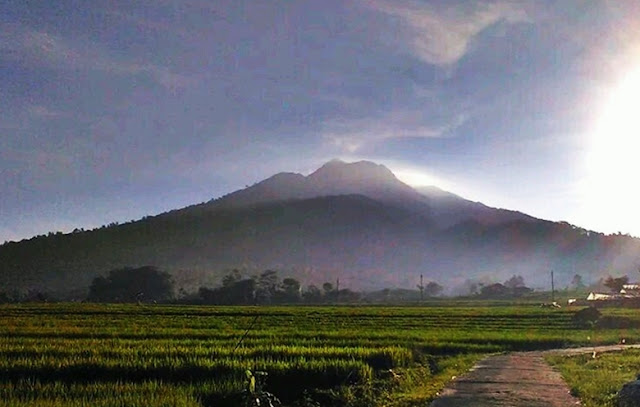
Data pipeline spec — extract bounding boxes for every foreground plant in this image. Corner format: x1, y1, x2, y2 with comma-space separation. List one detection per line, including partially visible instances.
242, 370, 282, 407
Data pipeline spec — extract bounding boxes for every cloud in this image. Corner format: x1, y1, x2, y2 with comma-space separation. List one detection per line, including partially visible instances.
584, 2, 640, 78
0, 22, 193, 92
320, 110, 467, 153
363, 0, 531, 66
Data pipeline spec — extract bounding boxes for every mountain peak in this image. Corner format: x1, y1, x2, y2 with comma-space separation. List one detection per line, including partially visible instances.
308, 159, 398, 186
322, 158, 346, 166
211, 159, 418, 209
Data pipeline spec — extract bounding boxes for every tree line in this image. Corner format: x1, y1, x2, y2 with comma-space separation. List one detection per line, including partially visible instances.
21, 266, 639, 304
195, 269, 363, 305
83, 266, 370, 304
0, 266, 550, 304
83, 266, 443, 304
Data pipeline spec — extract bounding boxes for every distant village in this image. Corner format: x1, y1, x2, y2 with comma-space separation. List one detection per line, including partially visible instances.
570, 277, 640, 306
586, 283, 640, 301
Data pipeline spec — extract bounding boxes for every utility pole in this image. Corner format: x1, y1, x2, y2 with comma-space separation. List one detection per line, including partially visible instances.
336, 277, 340, 303
551, 270, 555, 303
417, 274, 424, 302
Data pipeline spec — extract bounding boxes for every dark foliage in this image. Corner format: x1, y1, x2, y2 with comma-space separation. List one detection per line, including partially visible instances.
199, 278, 256, 305
87, 266, 174, 303
604, 275, 629, 292
196, 270, 361, 305
256, 270, 280, 304
479, 282, 532, 298
504, 275, 525, 289
281, 278, 301, 302
424, 281, 443, 297
302, 285, 322, 303
480, 283, 510, 298
511, 286, 533, 297
570, 274, 585, 290
572, 307, 601, 327
336, 288, 361, 302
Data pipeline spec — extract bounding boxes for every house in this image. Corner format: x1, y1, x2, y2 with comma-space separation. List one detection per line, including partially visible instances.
620, 284, 640, 295
586, 282, 640, 303
587, 292, 617, 301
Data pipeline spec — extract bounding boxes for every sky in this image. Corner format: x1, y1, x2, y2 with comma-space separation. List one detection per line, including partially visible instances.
2, 0, 640, 242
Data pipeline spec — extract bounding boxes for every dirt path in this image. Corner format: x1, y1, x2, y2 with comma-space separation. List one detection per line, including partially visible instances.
429, 345, 640, 407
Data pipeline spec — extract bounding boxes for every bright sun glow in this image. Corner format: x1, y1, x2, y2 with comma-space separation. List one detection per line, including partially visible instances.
394, 168, 442, 187
582, 68, 640, 235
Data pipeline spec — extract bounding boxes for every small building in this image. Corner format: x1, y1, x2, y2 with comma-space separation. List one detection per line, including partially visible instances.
620, 284, 640, 295
584, 283, 640, 306
587, 292, 617, 301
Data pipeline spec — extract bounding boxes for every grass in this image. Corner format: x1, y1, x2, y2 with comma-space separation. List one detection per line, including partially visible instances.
383, 353, 484, 407
547, 349, 640, 407
2, 303, 640, 406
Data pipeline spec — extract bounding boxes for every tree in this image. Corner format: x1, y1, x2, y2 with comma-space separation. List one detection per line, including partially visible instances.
198, 286, 217, 303
570, 274, 585, 290
573, 307, 601, 327
604, 275, 629, 292
281, 278, 301, 302
504, 275, 525, 289
424, 281, 443, 297
480, 283, 509, 298
336, 288, 361, 302
255, 270, 280, 304
322, 282, 336, 302
88, 266, 174, 303
233, 279, 257, 304
199, 277, 256, 305
222, 269, 243, 287
511, 286, 533, 297
302, 285, 322, 303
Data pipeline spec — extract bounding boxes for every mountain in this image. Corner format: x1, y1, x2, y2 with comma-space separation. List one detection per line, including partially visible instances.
211, 159, 530, 228
1, 159, 640, 297
212, 160, 426, 209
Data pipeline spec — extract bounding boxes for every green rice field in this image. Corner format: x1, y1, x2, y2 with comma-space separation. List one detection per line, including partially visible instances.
2, 303, 640, 406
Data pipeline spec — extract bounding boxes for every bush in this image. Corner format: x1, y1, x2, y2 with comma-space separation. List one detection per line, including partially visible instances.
572, 307, 601, 327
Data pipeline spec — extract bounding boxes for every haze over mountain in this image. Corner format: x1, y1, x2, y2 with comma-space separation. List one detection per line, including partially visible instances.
1, 160, 639, 298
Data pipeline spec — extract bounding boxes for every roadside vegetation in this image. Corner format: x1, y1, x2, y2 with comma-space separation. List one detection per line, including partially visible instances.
547, 349, 640, 407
